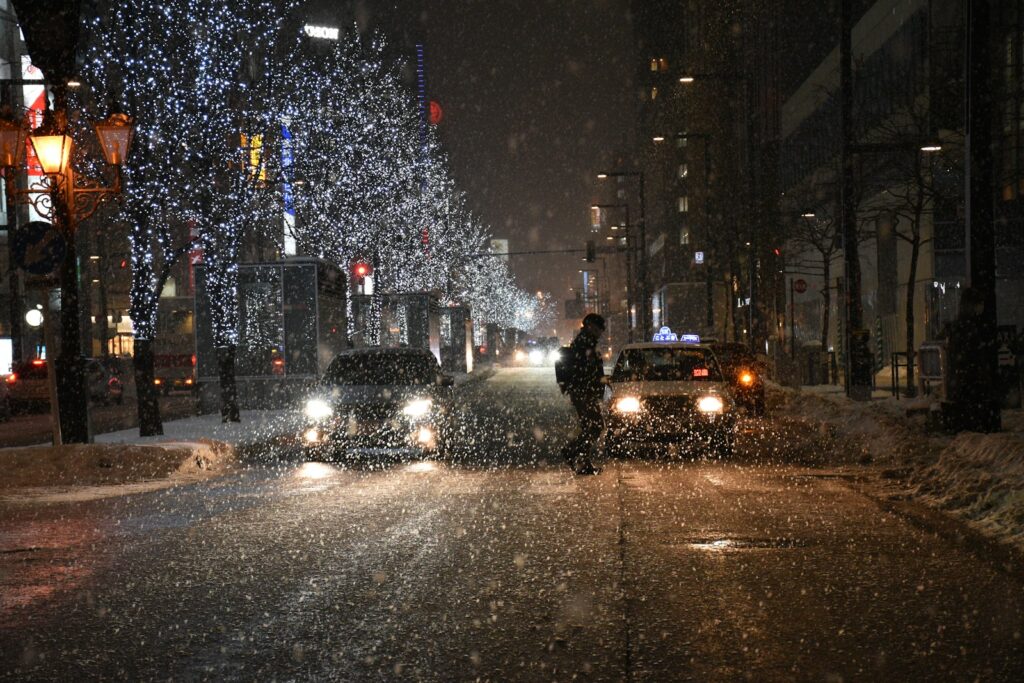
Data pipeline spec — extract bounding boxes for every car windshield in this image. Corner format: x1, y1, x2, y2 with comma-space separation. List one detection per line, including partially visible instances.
322, 353, 437, 386
611, 347, 722, 382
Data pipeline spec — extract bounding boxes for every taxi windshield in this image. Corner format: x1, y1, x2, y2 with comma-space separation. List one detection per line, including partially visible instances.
611, 348, 722, 382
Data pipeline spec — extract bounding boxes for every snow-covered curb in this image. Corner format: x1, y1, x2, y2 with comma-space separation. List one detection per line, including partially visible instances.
774, 385, 1024, 552
0, 440, 237, 497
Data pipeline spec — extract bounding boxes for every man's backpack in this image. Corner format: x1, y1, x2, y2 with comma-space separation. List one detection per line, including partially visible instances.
554, 345, 574, 391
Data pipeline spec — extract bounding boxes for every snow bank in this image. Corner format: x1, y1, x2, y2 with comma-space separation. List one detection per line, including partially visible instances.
773, 384, 1024, 551
0, 440, 236, 490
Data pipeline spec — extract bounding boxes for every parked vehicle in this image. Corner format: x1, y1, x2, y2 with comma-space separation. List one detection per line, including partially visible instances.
6, 358, 124, 412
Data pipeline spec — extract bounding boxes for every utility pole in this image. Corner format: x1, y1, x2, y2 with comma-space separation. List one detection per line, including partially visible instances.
839, 0, 873, 400
959, 0, 1001, 430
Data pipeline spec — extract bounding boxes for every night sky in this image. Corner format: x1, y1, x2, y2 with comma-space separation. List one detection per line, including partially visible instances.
306, 0, 636, 311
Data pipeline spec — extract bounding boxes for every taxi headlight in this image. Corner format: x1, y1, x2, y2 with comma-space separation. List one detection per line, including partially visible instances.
614, 396, 642, 413
697, 395, 724, 413
304, 398, 333, 420
528, 350, 544, 364
403, 398, 433, 418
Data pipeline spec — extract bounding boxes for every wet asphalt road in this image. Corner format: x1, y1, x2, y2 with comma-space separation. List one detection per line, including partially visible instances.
1, 367, 1022, 681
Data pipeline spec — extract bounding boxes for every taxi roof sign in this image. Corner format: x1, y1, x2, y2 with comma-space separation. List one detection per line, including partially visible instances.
652, 326, 678, 342
680, 333, 701, 343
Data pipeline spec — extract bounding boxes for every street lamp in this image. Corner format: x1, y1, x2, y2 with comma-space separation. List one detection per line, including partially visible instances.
676, 71, 761, 351
591, 202, 635, 341
0, 98, 134, 443
596, 172, 649, 337
652, 132, 716, 329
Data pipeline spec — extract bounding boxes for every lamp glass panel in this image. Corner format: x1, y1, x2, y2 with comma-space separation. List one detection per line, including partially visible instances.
28, 134, 72, 174
0, 123, 25, 168
95, 125, 133, 166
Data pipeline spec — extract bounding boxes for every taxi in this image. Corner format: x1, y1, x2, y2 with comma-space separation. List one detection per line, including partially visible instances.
603, 328, 737, 457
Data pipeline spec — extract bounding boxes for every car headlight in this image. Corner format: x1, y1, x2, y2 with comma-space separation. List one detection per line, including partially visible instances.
528, 350, 544, 364
514, 350, 526, 362
697, 395, 724, 413
548, 349, 562, 363
403, 398, 433, 418
614, 396, 642, 413
304, 398, 333, 420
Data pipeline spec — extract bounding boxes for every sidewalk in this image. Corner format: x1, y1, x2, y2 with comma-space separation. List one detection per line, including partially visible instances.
1, 410, 301, 496
775, 383, 1024, 551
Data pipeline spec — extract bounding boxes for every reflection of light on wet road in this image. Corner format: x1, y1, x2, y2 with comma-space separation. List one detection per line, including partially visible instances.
688, 539, 736, 552
295, 462, 337, 480
406, 461, 438, 473
0, 518, 102, 621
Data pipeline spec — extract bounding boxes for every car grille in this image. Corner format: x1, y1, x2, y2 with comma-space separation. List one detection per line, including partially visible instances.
641, 395, 695, 418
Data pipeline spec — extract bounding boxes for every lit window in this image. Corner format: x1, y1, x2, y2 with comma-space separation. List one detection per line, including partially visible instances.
658, 58, 669, 72
651, 86, 659, 101
676, 136, 688, 149
649, 58, 659, 72
678, 163, 688, 179
680, 228, 691, 245
678, 196, 689, 213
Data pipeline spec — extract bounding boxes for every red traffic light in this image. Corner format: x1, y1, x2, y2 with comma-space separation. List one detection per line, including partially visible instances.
352, 261, 372, 278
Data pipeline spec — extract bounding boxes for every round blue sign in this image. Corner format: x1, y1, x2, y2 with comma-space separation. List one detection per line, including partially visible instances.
12, 221, 65, 276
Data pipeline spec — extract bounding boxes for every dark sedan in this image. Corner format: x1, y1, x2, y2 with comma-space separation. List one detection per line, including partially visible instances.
299, 347, 455, 461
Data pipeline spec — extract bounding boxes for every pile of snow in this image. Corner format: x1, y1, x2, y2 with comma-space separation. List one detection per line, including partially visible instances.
911, 431, 1024, 548
773, 384, 1024, 551
0, 440, 236, 490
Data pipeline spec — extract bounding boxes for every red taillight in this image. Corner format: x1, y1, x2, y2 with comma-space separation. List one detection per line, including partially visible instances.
5, 373, 16, 384
30, 359, 45, 367
190, 354, 197, 367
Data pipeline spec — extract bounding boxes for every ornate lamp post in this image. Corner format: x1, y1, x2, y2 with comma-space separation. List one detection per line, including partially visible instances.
0, 99, 134, 443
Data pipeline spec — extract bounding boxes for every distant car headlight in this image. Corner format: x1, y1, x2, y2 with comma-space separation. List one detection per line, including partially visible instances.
514, 350, 527, 362
305, 398, 333, 420
697, 395, 724, 413
614, 396, 642, 413
529, 350, 544, 364
403, 398, 433, 418
548, 349, 562, 363
738, 371, 755, 386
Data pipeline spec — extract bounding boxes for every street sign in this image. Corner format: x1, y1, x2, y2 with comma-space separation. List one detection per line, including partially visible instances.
694, 251, 704, 264
793, 278, 807, 294
12, 221, 65, 276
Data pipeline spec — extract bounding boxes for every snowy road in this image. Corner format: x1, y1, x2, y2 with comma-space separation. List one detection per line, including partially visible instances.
1, 367, 1022, 681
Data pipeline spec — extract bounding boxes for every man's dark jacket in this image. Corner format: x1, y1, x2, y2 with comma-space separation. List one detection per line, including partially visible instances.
565, 327, 604, 400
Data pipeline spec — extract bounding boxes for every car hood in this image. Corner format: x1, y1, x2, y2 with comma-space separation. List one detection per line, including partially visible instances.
609, 380, 732, 400
313, 384, 439, 406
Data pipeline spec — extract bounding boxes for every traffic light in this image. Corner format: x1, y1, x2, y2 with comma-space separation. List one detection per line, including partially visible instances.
352, 261, 373, 292
585, 240, 596, 263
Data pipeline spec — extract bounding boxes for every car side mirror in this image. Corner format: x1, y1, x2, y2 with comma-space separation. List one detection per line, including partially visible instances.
439, 375, 455, 387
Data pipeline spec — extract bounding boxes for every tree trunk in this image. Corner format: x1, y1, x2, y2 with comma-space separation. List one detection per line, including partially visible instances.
218, 345, 240, 422
905, 236, 920, 397
821, 258, 831, 349
134, 338, 163, 436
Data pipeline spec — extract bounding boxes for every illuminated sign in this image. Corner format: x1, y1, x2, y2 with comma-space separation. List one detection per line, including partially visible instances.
692, 367, 709, 377
680, 334, 701, 344
652, 326, 678, 342
694, 251, 704, 264
303, 24, 339, 40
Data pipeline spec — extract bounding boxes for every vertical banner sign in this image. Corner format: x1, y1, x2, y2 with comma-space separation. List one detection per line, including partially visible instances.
416, 44, 429, 254
281, 122, 296, 256
21, 56, 47, 223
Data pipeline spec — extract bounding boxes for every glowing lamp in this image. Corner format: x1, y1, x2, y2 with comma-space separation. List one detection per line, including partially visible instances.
0, 117, 26, 168
29, 133, 72, 174
94, 112, 135, 166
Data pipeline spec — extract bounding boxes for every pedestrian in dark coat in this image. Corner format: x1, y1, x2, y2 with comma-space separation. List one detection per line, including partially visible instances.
561, 313, 606, 474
